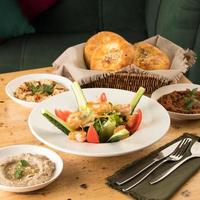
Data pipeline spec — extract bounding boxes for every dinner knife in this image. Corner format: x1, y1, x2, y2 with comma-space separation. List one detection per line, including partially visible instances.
150, 140, 200, 184
116, 140, 180, 185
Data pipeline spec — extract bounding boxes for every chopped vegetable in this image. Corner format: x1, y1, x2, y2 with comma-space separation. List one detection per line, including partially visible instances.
107, 112, 124, 126
108, 128, 129, 143
87, 125, 99, 143
93, 118, 106, 140
41, 82, 145, 143
101, 119, 116, 142
92, 112, 125, 142
41, 109, 71, 135
130, 87, 145, 114
126, 109, 142, 133
55, 109, 71, 121
71, 82, 88, 111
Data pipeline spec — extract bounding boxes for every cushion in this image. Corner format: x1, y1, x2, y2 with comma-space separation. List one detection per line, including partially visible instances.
32, 0, 147, 38
188, 25, 200, 84
0, 33, 95, 73
33, 0, 99, 33
102, 0, 147, 41
18, 0, 58, 20
156, 0, 200, 49
146, 0, 200, 49
145, 0, 161, 37
145, 0, 200, 84
0, 38, 5, 44
0, 0, 35, 39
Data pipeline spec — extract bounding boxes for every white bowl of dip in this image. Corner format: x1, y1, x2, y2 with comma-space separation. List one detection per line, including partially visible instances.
0, 145, 63, 193
5, 73, 72, 108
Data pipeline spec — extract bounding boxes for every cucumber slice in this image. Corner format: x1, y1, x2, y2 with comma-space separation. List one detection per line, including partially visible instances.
108, 128, 129, 143
41, 109, 70, 135
71, 82, 87, 111
100, 120, 116, 143
130, 87, 145, 114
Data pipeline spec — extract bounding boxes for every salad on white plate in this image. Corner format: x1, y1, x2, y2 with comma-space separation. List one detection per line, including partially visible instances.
41, 82, 145, 144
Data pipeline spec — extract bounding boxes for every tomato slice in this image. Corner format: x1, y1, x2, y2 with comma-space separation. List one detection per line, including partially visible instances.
55, 109, 71, 122
126, 109, 142, 133
35, 95, 41, 102
87, 125, 99, 143
99, 92, 107, 102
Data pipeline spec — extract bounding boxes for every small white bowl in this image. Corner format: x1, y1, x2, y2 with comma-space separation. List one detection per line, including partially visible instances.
0, 144, 63, 193
5, 73, 72, 108
151, 83, 200, 120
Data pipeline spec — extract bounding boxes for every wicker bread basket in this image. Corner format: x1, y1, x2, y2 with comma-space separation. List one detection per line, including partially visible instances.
80, 72, 171, 93
53, 35, 196, 94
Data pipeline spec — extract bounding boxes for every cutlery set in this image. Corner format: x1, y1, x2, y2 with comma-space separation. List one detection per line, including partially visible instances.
114, 137, 200, 191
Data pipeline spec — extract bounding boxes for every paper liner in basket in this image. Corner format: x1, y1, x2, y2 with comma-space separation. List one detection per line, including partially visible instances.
53, 35, 196, 92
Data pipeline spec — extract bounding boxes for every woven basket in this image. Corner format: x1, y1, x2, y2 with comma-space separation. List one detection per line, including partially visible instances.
80, 72, 171, 94
54, 36, 196, 93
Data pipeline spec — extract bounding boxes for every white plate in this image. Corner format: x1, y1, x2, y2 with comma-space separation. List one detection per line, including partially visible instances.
151, 83, 200, 120
0, 145, 63, 193
28, 88, 170, 157
5, 73, 72, 108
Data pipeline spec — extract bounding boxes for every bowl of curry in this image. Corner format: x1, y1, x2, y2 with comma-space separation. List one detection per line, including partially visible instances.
151, 84, 200, 120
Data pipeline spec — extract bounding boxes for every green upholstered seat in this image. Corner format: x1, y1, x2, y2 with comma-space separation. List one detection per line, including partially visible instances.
0, 0, 147, 73
0, 33, 94, 73
146, 0, 200, 84
0, 0, 199, 84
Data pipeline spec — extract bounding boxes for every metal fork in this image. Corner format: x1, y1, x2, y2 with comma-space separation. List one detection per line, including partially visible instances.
121, 137, 192, 192
150, 140, 200, 184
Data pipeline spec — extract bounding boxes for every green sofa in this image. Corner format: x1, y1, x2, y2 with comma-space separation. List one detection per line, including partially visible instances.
0, 0, 200, 84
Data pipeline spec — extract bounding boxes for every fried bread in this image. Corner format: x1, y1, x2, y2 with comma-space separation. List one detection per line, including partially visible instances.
132, 43, 170, 70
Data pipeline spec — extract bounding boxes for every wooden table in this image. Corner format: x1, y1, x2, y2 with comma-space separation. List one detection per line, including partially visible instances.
0, 67, 200, 200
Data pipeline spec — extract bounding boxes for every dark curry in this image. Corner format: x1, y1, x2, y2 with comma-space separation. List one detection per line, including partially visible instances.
158, 88, 200, 114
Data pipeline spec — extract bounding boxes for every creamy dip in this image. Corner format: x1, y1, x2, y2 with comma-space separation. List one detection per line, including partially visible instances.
0, 153, 55, 187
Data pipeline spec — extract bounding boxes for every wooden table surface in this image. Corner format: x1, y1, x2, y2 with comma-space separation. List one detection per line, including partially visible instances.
0, 67, 200, 200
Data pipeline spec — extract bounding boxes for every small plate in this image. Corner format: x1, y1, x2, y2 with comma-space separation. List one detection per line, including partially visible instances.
0, 145, 63, 193
151, 83, 200, 120
5, 73, 72, 108
28, 88, 170, 157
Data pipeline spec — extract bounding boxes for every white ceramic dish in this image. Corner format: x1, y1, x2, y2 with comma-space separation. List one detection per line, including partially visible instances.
151, 83, 200, 120
28, 88, 170, 157
5, 73, 72, 108
0, 145, 63, 193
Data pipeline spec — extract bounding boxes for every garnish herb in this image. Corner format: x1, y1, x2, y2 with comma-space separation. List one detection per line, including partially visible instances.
15, 168, 23, 179
42, 84, 54, 95
187, 88, 198, 97
25, 82, 54, 95
14, 160, 29, 179
20, 159, 29, 167
184, 88, 200, 110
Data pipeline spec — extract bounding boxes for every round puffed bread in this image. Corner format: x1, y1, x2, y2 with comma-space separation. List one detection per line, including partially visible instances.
84, 31, 134, 71
84, 31, 125, 66
90, 41, 134, 71
132, 43, 170, 70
